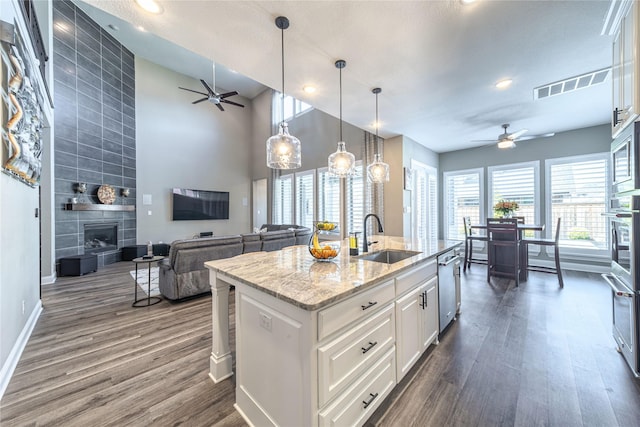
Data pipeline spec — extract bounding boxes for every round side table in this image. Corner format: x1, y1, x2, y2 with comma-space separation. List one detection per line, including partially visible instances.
131, 256, 164, 307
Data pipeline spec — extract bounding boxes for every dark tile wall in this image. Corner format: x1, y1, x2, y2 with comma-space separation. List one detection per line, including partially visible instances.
52, 0, 136, 268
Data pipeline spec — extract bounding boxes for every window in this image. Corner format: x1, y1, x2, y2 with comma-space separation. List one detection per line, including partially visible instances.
295, 170, 315, 228
317, 168, 341, 224
488, 162, 540, 224
443, 169, 484, 241
412, 161, 438, 246
546, 153, 609, 251
347, 162, 365, 234
317, 162, 364, 233
276, 92, 313, 122
273, 174, 293, 224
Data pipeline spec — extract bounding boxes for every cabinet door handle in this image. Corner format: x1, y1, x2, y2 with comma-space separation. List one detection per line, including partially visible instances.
362, 392, 379, 409
361, 301, 377, 310
419, 292, 425, 309
423, 290, 428, 308
361, 341, 378, 354
613, 107, 621, 126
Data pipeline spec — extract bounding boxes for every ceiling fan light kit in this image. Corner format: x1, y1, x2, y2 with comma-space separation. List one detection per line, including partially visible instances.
328, 60, 356, 177
367, 87, 390, 183
267, 16, 302, 170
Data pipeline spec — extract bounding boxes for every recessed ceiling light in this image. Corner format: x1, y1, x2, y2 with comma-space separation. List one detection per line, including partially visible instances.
228, 69, 239, 74
135, 0, 163, 14
460, 0, 477, 5
108, 24, 119, 31
303, 85, 316, 94
136, 25, 146, 32
495, 79, 513, 89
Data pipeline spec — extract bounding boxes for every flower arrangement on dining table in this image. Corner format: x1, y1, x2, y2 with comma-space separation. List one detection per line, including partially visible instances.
493, 200, 519, 217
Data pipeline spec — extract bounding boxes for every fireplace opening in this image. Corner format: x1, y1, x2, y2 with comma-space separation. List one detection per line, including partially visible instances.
84, 223, 118, 254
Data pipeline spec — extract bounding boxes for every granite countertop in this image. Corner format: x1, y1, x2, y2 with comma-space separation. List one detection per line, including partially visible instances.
205, 236, 462, 311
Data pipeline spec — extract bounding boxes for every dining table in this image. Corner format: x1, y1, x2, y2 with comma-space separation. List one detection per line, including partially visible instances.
471, 222, 545, 281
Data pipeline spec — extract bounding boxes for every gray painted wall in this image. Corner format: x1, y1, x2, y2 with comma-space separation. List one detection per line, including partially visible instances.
135, 58, 253, 243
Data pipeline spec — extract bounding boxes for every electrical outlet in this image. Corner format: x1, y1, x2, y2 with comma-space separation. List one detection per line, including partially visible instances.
259, 312, 272, 332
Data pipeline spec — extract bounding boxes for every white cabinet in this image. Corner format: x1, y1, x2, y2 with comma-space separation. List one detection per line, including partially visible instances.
612, 1, 640, 137
395, 276, 438, 381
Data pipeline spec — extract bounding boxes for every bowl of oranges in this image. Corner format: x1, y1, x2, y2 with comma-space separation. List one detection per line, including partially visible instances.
309, 232, 340, 261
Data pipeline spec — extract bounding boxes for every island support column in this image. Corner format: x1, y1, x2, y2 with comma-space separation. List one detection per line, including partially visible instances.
207, 268, 233, 382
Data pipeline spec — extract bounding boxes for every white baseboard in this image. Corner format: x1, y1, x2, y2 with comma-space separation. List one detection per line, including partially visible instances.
41, 273, 56, 285
0, 300, 43, 399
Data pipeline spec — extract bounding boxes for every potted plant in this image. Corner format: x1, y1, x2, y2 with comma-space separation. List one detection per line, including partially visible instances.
493, 200, 519, 218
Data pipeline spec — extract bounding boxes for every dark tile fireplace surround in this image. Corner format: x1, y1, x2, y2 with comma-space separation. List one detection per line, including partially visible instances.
53, 1, 137, 270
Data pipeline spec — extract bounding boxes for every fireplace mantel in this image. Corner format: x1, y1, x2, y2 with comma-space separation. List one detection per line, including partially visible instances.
64, 203, 135, 212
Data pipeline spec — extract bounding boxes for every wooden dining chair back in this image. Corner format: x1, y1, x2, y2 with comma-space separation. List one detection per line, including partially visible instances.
486, 217, 520, 286
463, 216, 487, 271
522, 217, 563, 288
513, 216, 525, 224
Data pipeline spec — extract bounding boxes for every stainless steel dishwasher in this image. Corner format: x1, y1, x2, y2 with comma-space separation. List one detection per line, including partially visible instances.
438, 248, 461, 334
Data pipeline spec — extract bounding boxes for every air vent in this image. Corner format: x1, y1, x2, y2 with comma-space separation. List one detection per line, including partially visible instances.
534, 68, 610, 100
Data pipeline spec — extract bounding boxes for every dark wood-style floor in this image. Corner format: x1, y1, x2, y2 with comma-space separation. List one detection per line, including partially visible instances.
2, 262, 639, 426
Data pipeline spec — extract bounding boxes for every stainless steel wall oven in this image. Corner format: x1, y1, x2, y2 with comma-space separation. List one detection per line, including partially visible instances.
603, 189, 640, 377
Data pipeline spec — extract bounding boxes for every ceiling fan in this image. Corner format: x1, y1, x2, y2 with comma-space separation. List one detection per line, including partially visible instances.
178, 63, 244, 111
473, 123, 555, 149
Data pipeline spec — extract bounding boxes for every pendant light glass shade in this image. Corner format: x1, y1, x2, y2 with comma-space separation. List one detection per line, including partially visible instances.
367, 87, 390, 183
267, 123, 302, 169
367, 153, 390, 183
266, 16, 301, 170
328, 60, 355, 177
328, 141, 356, 177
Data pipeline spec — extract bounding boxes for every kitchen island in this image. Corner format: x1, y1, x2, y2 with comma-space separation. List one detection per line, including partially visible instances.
205, 236, 462, 427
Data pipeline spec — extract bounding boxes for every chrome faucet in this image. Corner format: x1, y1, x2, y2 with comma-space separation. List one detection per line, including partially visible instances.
363, 213, 384, 253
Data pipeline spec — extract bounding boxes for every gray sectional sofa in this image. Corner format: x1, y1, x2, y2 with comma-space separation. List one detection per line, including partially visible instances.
158, 225, 311, 301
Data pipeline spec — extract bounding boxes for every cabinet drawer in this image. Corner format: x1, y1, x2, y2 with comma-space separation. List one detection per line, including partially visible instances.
318, 303, 395, 406
318, 280, 394, 340
318, 346, 396, 427
395, 259, 436, 296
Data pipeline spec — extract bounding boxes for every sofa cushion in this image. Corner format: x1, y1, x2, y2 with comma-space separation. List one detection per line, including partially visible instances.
241, 233, 262, 253
173, 241, 243, 274
168, 235, 242, 266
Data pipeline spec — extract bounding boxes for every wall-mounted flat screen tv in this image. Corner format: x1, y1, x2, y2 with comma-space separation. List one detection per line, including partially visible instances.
172, 188, 229, 220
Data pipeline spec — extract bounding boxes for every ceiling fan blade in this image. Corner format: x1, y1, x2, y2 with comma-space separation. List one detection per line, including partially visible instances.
508, 129, 528, 139
219, 91, 238, 98
516, 132, 556, 141
200, 79, 215, 96
221, 99, 245, 108
192, 97, 209, 104
216, 103, 225, 111
179, 87, 208, 96
471, 139, 499, 143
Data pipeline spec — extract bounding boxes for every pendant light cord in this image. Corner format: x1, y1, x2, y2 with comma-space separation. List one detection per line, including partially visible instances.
281, 25, 285, 126
339, 66, 343, 141
375, 91, 379, 155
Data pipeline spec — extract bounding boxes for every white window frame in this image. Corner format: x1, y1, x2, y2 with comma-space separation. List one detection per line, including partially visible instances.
443, 168, 485, 241
488, 161, 541, 225
275, 92, 313, 122
545, 152, 610, 257
347, 161, 365, 234
317, 167, 341, 225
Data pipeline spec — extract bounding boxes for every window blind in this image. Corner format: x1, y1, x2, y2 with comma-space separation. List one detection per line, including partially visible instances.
347, 162, 364, 233
444, 171, 481, 240
548, 155, 608, 249
274, 174, 293, 224
317, 168, 340, 224
489, 164, 537, 223
295, 171, 315, 228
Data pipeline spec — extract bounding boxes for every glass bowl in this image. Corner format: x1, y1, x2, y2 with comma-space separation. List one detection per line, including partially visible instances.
309, 232, 341, 261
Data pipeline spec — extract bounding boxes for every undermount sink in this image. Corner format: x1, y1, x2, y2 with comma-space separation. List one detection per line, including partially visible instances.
356, 249, 422, 264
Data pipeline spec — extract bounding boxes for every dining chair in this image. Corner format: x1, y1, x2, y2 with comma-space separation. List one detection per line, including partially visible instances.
463, 216, 487, 271
486, 217, 520, 286
513, 216, 525, 224
522, 217, 563, 288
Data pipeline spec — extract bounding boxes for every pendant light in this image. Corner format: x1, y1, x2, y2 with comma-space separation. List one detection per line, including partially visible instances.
367, 88, 390, 183
328, 60, 356, 177
266, 16, 301, 170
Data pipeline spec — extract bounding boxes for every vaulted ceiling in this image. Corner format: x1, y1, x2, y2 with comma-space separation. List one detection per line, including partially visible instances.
76, 0, 615, 153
